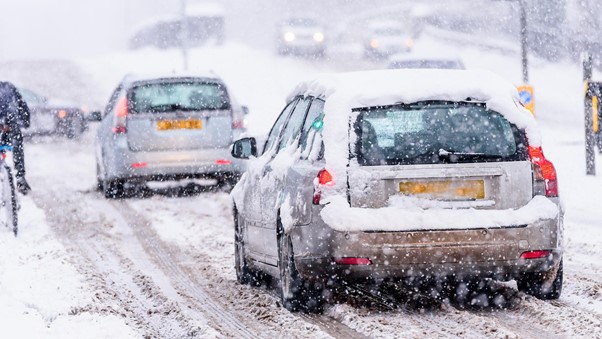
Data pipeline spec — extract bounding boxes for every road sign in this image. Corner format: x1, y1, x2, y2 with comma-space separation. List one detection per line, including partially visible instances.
517, 85, 535, 115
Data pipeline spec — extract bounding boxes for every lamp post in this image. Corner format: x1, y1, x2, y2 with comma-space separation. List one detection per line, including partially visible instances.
181, 0, 189, 71
518, 0, 528, 83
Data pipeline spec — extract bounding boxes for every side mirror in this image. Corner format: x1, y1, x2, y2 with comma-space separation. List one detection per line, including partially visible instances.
232, 137, 257, 159
241, 105, 250, 115
87, 111, 102, 122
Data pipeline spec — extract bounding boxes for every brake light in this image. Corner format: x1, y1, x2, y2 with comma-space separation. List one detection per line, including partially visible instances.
112, 97, 128, 134
313, 169, 334, 205
528, 146, 558, 197
520, 250, 552, 260
232, 119, 245, 130
334, 257, 372, 265
215, 159, 231, 165
130, 162, 147, 169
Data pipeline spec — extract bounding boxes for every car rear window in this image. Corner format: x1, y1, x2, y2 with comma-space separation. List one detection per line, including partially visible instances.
354, 101, 528, 166
130, 81, 230, 113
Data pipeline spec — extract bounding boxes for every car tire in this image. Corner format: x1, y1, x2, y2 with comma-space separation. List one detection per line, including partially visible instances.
234, 206, 257, 285
95, 164, 103, 192
67, 116, 84, 139
277, 218, 324, 313
103, 179, 125, 199
517, 259, 563, 300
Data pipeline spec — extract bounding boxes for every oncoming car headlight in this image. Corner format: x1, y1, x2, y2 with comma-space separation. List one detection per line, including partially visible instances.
283, 32, 295, 42
313, 32, 324, 42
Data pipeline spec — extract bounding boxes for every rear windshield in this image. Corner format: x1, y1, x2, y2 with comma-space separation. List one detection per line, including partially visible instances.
354, 102, 528, 166
130, 81, 230, 113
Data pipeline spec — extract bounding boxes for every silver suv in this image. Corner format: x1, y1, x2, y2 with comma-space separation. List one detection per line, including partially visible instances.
94, 73, 247, 198
231, 69, 563, 313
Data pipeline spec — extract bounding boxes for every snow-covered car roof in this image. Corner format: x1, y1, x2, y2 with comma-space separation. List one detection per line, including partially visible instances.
122, 72, 223, 86
289, 69, 541, 179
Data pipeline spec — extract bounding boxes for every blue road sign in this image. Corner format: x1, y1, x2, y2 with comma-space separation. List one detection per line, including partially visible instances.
519, 89, 532, 105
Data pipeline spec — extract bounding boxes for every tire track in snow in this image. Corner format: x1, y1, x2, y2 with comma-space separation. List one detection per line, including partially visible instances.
111, 199, 262, 339
30, 191, 201, 338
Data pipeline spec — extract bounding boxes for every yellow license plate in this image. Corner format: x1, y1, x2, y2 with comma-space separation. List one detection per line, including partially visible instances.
157, 119, 202, 131
399, 180, 485, 199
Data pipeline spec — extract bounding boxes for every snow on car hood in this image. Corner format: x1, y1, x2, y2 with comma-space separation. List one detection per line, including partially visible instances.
321, 195, 558, 232
289, 69, 541, 188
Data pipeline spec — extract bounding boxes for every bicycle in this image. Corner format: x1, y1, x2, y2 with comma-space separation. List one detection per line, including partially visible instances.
0, 144, 18, 236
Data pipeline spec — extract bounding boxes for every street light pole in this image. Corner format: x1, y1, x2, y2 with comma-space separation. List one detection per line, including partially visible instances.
519, 0, 529, 83
181, 0, 189, 71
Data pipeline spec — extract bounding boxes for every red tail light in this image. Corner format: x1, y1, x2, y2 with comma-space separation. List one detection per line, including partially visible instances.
232, 119, 245, 129
313, 169, 334, 205
334, 257, 372, 265
520, 250, 552, 260
130, 162, 147, 169
215, 159, 231, 165
112, 97, 128, 134
528, 146, 558, 197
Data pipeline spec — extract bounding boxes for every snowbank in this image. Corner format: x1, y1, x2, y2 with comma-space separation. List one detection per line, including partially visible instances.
320, 195, 558, 232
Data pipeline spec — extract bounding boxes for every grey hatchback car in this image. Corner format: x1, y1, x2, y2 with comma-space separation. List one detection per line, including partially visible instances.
95, 73, 247, 198
231, 69, 564, 313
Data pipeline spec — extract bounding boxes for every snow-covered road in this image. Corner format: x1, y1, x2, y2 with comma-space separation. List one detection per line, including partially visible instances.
1, 33, 602, 338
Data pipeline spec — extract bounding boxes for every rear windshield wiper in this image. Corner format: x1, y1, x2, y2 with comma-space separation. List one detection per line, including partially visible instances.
438, 148, 504, 162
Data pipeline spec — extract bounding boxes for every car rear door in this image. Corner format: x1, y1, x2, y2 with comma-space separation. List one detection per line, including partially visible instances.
243, 98, 299, 263
126, 79, 233, 152
259, 97, 312, 264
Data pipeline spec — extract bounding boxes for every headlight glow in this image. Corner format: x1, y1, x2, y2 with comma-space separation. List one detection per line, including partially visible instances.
313, 32, 324, 42
284, 32, 295, 42
370, 39, 379, 49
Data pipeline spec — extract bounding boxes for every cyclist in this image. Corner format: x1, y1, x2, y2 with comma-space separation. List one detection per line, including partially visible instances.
0, 81, 31, 195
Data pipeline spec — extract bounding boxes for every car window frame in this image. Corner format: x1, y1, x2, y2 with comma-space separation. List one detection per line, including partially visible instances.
277, 96, 312, 152
262, 97, 300, 155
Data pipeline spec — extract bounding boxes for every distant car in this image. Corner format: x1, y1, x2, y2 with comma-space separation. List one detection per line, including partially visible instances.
93, 73, 247, 198
388, 54, 465, 70
19, 88, 86, 139
231, 69, 564, 313
129, 3, 225, 49
277, 17, 326, 57
364, 21, 413, 59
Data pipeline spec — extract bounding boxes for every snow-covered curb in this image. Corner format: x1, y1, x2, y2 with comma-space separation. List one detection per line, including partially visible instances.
320, 195, 558, 232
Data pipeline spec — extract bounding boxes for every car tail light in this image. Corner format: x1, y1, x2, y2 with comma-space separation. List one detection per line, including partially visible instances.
232, 118, 245, 130
334, 257, 372, 265
313, 169, 334, 205
215, 159, 231, 165
112, 97, 128, 134
528, 146, 558, 197
520, 250, 552, 260
130, 162, 147, 169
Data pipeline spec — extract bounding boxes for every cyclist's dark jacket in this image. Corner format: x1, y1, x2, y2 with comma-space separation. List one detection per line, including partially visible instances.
0, 81, 29, 178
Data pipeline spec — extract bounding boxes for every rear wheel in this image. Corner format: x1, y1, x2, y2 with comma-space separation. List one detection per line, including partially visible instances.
277, 219, 324, 313
95, 164, 103, 192
0, 165, 18, 236
67, 116, 84, 139
517, 259, 563, 300
103, 179, 125, 199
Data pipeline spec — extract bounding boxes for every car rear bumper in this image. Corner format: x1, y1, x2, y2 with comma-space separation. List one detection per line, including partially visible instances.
290, 205, 563, 283
103, 143, 246, 182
